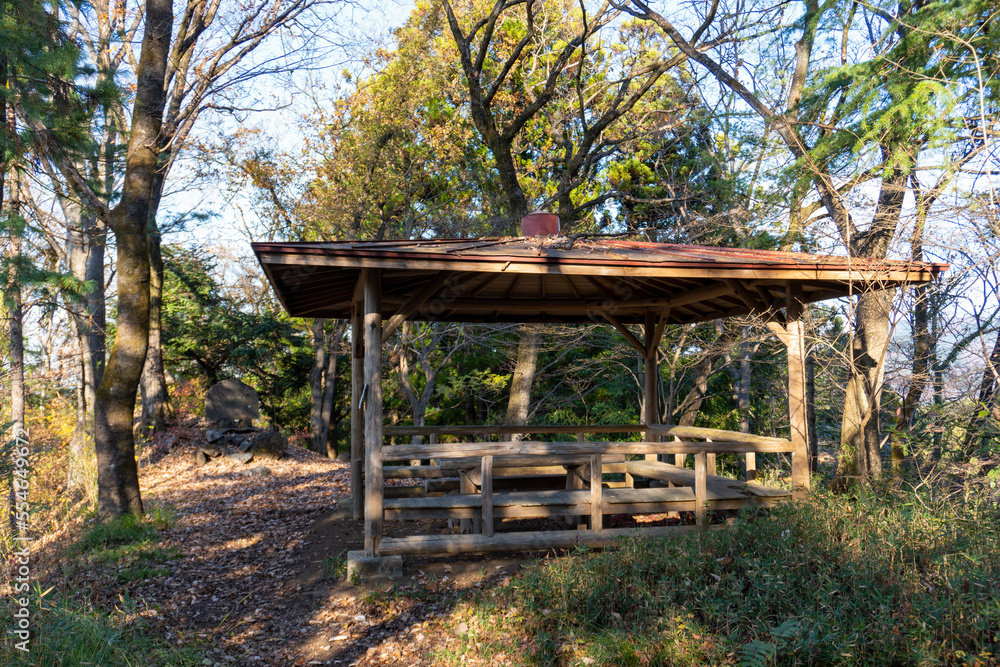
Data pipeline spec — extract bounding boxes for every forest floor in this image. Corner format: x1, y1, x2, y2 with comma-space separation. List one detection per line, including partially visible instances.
30, 421, 565, 666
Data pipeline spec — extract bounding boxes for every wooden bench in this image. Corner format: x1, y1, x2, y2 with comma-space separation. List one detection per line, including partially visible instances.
370, 430, 796, 555
384, 485, 696, 521
625, 460, 790, 501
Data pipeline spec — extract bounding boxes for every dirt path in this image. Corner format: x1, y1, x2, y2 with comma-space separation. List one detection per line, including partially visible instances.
94, 425, 527, 666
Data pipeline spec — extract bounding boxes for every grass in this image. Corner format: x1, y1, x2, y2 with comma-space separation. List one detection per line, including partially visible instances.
0, 594, 203, 667
1, 507, 202, 666
67, 507, 182, 584
323, 550, 350, 582
435, 478, 1000, 666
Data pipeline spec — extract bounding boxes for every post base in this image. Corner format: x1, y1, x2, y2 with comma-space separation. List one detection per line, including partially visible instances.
345, 551, 403, 581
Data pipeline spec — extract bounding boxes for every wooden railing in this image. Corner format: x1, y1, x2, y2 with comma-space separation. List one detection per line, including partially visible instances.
382, 423, 647, 439
366, 424, 795, 552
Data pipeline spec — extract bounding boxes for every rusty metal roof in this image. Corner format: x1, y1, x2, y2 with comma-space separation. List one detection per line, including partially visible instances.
252, 236, 947, 325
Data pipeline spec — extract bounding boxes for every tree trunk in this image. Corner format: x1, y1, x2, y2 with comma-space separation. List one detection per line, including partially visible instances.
806, 352, 818, 472
893, 191, 933, 469
963, 333, 1000, 454
834, 165, 907, 487
675, 354, 716, 427
310, 319, 342, 456
506, 324, 540, 439
93, 0, 172, 520
63, 199, 106, 491
836, 289, 893, 485
309, 319, 327, 453
140, 228, 173, 435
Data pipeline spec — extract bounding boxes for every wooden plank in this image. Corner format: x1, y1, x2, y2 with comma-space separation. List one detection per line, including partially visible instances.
386, 486, 700, 510
787, 282, 810, 500
441, 456, 627, 472
351, 301, 364, 520
695, 451, 707, 529
591, 454, 603, 532
384, 423, 646, 437
363, 269, 384, 556
463, 465, 573, 483
384, 486, 430, 499
625, 461, 781, 500
384, 495, 783, 521
376, 525, 726, 556
383, 465, 448, 479
482, 455, 494, 537
380, 439, 795, 460
648, 424, 792, 447
381, 272, 454, 344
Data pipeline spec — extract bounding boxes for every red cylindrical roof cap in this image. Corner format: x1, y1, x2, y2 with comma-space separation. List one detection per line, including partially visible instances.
521, 211, 560, 236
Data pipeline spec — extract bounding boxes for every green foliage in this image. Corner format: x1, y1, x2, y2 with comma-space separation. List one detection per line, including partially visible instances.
459, 483, 1000, 666
74, 507, 175, 553
322, 550, 349, 582
69, 508, 181, 583
161, 244, 313, 428
0, 506, 197, 665
0, 593, 203, 666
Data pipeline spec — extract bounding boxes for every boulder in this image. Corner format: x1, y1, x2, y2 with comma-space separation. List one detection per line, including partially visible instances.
204, 379, 259, 427
248, 430, 287, 459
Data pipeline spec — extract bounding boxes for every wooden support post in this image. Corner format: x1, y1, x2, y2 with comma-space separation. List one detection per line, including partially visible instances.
460, 471, 475, 534
706, 438, 716, 476
644, 313, 659, 461
567, 432, 586, 527
695, 450, 707, 529
590, 453, 603, 532
674, 436, 687, 469
351, 300, 364, 520
481, 455, 494, 537
787, 282, 810, 500
745, 452, 757, 482
363, 269, 384, 556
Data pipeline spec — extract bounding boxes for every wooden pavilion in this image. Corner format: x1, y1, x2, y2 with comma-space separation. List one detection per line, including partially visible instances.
252, 236, 946, 558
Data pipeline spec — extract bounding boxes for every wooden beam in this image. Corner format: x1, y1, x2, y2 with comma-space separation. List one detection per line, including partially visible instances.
602, 310, 647, 355
564, 274, 584, 300
648, 424, 793, 446
787, 281, 810, 500
723, 278, 767, 314
649, 309, 671, 356
380, 439, 796, 460
766, 321, 789, 346
363, 269, 384, 556
644, 313, 659, 461
376, 524, 726, 556
582, 274, 618, 300
465, 272, 503, 298
381, 272, 453, 344
351, 301, 364, 520
384, 423, 646, 437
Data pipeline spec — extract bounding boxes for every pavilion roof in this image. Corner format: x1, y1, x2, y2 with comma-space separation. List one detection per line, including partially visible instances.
251, 236, 947, 325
